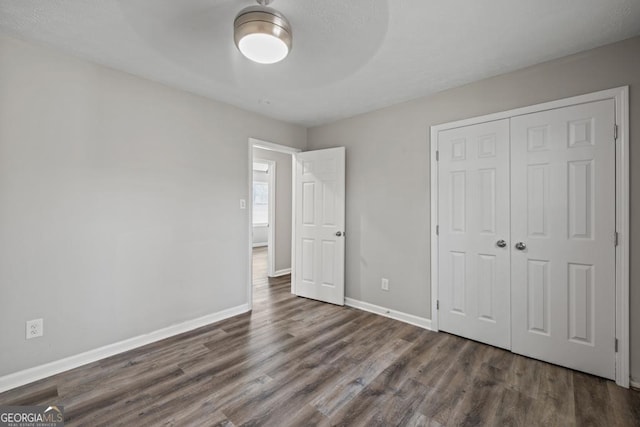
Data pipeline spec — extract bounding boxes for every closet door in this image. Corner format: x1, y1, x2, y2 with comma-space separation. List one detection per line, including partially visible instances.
438, 119, 511, 349
510, 100, 616, 379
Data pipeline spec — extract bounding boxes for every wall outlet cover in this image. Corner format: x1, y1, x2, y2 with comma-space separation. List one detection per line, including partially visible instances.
26, 318, 43, 339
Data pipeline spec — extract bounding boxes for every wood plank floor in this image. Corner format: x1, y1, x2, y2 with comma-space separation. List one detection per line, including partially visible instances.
1, 247, 638, 426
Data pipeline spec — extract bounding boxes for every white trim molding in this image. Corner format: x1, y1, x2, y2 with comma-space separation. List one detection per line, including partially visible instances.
613, 86, 630, 389
272, 268, 291, 277
0, 304, 250, 394
630, 379, 640, 390
430, 127, 439, 333
250, 138, 302, 154
430, 86, 630, 388
345, 298, 432, 330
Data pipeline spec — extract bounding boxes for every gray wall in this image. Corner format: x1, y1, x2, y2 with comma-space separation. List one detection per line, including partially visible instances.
0, 35, 306, 376
307, 36, 640, 382
253, 148, 293, 273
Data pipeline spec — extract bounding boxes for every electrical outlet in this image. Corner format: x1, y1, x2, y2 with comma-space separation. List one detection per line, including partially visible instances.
381, 278, 389, 291
26, 318, 43, 339
240, 199, 246, 209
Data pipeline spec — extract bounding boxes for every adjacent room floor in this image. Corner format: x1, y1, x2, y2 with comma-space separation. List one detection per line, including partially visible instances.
1, 247, 638, 426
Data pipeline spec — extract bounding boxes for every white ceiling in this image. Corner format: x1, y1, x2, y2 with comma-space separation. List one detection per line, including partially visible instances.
1, 0, 639, 126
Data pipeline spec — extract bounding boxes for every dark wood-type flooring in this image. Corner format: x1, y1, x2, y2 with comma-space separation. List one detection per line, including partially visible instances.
1, 247, 639, 426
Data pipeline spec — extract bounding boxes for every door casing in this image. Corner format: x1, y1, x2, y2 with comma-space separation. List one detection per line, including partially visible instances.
429, 86, 630, 388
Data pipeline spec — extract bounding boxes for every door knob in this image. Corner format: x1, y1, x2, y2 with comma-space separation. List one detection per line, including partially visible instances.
335, 231, 343, 237
496, 239, 507, 248
515, 242, 527, 251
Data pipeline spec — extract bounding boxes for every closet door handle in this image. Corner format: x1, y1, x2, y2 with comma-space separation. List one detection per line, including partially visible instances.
515, 242, 527, 251
496, 240, 507, 248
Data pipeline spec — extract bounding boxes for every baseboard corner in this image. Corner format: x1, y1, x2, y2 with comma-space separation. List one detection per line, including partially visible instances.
271, 268, 291, 277
344, 297, 432, 330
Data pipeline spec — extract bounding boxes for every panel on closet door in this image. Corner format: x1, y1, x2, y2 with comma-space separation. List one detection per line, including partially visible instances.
527, 164, 549, 238
478, 169, 496, 234
450, 171, 466, 233
450, 251, 466, 315
451, 138, 467, 161
568, 160, 594, 240
527, 125, 550, 151
437, 119, 510, 349
526, 259, 549, 335
478, 134, 497, 158
568, 263, 594, 345
477, 254, 496, 322
511, 99, 615, 380
568, 119, 594, 148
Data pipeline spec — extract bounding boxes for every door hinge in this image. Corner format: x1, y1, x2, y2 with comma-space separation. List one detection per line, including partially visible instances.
435, 150, 439, 161
615, 338, 618, 352
614, 124, 618, 141
436, 300, 439, 310
436, 225, 439, 236
614, 231, 619, 247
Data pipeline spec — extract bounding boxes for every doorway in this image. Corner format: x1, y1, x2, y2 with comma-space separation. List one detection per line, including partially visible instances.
252, 158, 275, 276
248, 138, 300, 308
247, 139, 348, 309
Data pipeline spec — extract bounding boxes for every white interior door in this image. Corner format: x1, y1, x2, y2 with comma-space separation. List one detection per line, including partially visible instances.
510, 99, 616, 379
438, 119, 511, 349
294, 147, 345, 305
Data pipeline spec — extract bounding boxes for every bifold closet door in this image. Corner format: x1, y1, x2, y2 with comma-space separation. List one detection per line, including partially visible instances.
438, 119, 511, 349
510, 99, 616, 379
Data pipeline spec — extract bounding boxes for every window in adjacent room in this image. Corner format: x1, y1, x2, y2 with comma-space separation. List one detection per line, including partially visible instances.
253, 164, 269, 225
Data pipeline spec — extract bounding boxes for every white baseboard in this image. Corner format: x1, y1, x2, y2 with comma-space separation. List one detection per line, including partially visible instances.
271, 268, 291, 277
0, 303, 250, 394
344, 297, 432, 330
630, 378, 640, 390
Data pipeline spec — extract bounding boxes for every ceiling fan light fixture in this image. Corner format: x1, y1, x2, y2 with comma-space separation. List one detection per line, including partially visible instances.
234, 5, 292, 64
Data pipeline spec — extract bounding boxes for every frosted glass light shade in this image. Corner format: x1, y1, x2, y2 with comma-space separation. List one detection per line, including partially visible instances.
238, 33, 289, 64
234, 6, 292, 65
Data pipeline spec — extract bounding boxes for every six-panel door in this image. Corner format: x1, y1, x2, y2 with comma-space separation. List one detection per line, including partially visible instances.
294, 147, 346, 306
510, 100, 616, 379
438, 119, 511, 349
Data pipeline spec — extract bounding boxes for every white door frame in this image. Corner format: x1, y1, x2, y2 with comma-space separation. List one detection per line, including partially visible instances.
247, 138, 301, 310
253, 158, 277, 276
429, 86, 630, 387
